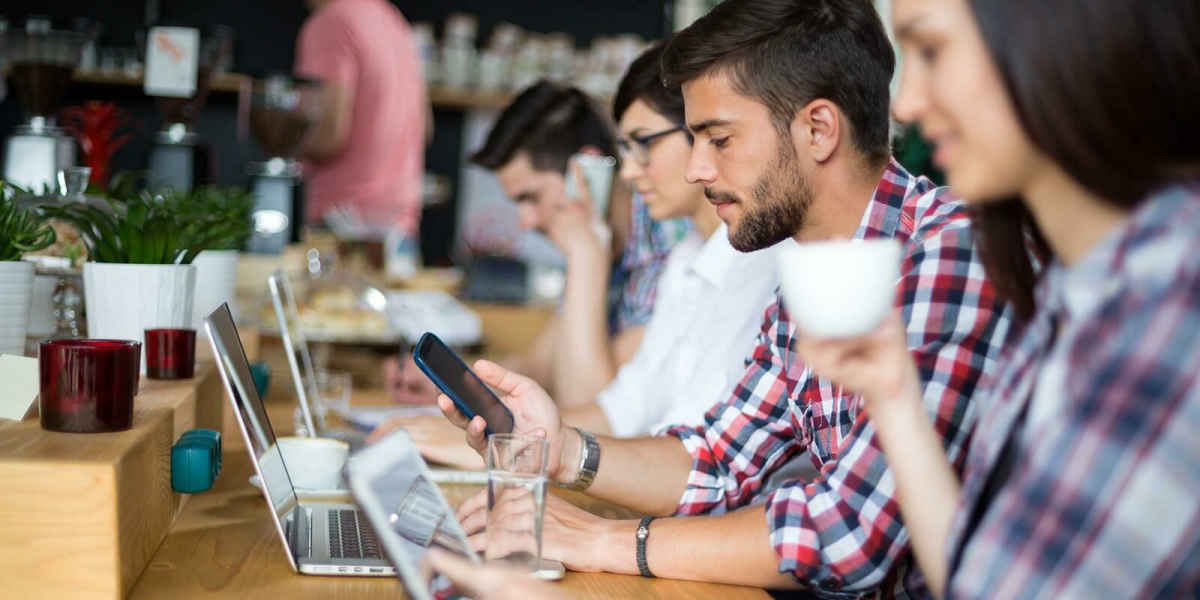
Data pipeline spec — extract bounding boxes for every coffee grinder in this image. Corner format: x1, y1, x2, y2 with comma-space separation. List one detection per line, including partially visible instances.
142, 25, 232, 191
1, 19, 87, 192
240, 74, 322, 254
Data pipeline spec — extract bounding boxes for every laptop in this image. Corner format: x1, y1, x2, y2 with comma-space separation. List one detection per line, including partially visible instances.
345, 429, 480, 599
267, 270, 370, 450
204, 303, 396, 577
269, 269, 489, 485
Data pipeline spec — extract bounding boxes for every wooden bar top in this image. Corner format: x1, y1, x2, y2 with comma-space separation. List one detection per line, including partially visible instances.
130, 389, 769, 599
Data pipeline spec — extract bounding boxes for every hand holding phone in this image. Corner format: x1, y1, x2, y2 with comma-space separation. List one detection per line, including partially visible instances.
412, 333, 515, 436
564, 153, 616, 219
416, 340, 574, 482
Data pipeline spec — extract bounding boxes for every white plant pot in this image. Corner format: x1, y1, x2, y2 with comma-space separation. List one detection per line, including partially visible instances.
0, 261, 35, 357
191, 250, 240, 331
83, 262, 196, 372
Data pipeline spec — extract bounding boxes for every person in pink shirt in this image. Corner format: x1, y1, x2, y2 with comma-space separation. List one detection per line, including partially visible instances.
295, 0, 429, 237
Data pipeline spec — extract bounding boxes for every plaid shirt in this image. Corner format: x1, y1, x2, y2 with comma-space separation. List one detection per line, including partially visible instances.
946, 183, 1200, 599
610, 192, 692, 333
664, 159, 1012, 598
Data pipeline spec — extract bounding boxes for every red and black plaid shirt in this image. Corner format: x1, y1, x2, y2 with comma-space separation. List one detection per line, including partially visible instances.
664, 160, 1012, 598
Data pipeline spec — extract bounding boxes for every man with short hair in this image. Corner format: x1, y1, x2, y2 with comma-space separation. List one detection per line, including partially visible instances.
466, 81, 692, 406
371, 82, 691, 466
444, 0, 1012, 596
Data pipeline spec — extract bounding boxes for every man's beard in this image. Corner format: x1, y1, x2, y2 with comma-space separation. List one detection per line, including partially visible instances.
711, 137, 812, 252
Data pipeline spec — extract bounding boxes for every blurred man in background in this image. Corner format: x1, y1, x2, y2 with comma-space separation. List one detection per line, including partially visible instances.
296, 0, 430, 238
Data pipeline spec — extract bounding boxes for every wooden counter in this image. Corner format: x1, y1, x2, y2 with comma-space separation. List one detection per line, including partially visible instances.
130, 382, 768, 599
0, 331, 257, 600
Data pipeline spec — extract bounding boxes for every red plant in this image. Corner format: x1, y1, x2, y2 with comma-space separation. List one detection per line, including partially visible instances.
60, 101, 142, 188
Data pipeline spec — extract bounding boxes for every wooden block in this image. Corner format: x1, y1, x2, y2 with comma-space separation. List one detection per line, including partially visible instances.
0, 361, 226, 599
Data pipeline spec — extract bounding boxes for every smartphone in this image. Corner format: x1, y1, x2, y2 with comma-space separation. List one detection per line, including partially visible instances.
412, 332, 514, 435
564, 153, 617, 219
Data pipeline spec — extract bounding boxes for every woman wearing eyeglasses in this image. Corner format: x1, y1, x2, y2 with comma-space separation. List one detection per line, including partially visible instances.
554, 39, 781, 437
795, 0, 1200, 597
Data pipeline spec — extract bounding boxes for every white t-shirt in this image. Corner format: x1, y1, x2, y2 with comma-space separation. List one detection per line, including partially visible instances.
597, 224, 781, 437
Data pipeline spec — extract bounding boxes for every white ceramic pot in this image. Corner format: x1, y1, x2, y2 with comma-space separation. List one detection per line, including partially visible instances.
191, 249, 240, 331
0, 261, 35, 357
83, 262, 196, 372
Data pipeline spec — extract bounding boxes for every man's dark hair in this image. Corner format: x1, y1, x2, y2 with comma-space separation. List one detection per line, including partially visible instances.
469, 80, 617, 173
612, 39, 686, 125
661, 0, 894, 166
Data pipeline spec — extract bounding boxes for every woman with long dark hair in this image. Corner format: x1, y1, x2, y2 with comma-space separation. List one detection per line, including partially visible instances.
797, 0, 1200, 597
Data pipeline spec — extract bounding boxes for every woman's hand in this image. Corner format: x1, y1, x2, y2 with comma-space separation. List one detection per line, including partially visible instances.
793, 311, 924, 413
425, 549, 567, 600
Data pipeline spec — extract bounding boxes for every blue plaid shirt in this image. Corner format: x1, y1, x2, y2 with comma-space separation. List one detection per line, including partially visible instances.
609, 192, 692, 333
947, 182, 1200, 598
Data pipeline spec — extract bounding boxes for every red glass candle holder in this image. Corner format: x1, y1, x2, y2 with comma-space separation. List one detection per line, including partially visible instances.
145, 328, 197, 380
39, 339, 141, 433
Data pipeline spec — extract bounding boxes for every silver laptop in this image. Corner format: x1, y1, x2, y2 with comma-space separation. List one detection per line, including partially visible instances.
267, 269, 369, 449
205, 303, 395, 577
346, 429, 480, 599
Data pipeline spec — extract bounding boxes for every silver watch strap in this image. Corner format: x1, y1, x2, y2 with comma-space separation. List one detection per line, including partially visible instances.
563, 427, 600, 491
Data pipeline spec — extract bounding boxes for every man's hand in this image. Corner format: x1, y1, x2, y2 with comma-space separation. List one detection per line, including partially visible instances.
546, 162, 612, 262
456, 489, 611, 573
366, 414, 484, 469
436, 360, 581, 484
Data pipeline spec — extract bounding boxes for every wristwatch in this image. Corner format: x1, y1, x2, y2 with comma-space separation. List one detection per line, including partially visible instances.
636, 515, 657, 578
562, 427, 600, 492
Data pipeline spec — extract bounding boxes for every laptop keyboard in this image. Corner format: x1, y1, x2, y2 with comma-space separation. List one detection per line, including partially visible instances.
328, 509, 381, 559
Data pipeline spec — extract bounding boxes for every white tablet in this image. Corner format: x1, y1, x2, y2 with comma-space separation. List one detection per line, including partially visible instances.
345, 430, 479, 600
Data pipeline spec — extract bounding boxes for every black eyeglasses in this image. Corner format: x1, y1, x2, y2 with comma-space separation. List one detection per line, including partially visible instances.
617, 124, 691, 166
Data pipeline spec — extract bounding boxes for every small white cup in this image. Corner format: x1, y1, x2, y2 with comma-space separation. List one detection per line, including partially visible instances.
276, 436, 349, 490
777, 239, 902, 338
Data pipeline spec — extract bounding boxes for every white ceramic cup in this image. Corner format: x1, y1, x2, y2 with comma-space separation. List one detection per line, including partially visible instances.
276, 436, 349, 490
777, 239, 903, 339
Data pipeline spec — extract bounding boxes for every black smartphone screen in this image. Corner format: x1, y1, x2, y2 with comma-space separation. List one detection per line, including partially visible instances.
413, 333, 515, 435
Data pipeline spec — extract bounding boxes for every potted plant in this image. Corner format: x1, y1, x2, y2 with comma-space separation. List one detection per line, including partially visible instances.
172, 186, 255, 329
45, 176, 233, 370
0, 182, 56, 356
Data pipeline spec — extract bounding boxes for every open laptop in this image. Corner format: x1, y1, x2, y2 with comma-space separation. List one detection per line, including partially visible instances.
205, 303, 395, 577
269, 269, 488, 485
345, 429, 480, 599
267, 270, 369, 449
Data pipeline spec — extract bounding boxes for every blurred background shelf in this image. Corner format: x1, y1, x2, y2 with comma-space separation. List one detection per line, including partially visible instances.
71, 70, 516, 110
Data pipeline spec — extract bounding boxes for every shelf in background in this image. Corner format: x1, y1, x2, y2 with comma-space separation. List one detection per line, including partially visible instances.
71, 70, 515, 110
73, 69, 244, 93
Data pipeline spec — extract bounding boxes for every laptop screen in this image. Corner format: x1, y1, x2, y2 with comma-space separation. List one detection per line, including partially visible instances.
267, 270, 323, 436
205, 303, 299, 535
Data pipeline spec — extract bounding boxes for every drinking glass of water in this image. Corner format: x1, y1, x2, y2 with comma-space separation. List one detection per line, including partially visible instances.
485, 433, 549, 571
310, 368, 352, 416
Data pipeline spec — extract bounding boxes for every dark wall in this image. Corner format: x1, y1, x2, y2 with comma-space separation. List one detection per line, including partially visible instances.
0, 0, 668, 264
